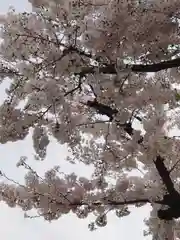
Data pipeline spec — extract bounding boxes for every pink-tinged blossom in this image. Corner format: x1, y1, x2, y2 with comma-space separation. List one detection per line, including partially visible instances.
0, 0, 180, 238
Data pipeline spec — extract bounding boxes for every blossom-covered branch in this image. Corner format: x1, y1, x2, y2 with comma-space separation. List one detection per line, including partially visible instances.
78, 57, 180, 76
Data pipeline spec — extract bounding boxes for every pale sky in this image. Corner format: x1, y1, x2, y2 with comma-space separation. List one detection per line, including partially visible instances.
0, 1, 152, 240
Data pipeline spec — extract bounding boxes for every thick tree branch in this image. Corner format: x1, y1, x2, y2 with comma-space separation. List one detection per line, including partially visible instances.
154, 155, 178, 196
153, 156, 180, 220
79, 57, 180, 76
86, 100, 142, 138
86, 100, 118, 121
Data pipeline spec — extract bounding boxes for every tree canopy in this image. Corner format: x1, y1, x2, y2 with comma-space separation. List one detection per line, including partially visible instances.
1, 0, 180, 238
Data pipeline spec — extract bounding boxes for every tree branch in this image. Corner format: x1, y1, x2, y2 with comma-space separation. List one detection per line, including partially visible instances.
33, 195, 164, 208
78, 57, 180, 76
86, 100, 118, 121
153, 155, 178, 196
153, 156, 180, 220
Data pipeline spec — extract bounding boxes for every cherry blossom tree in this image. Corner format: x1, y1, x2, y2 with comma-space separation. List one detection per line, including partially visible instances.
1, 0, 180, 238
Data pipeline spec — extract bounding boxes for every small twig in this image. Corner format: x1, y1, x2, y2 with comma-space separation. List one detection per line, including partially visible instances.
169, 159, 180, 174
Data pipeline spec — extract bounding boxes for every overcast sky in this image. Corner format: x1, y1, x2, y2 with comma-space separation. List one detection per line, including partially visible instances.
0, 1, 152, 239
